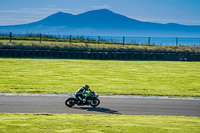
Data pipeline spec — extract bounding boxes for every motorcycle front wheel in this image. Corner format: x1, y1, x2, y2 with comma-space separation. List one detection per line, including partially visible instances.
65, 98, 76, 107
90, 99, 100, 108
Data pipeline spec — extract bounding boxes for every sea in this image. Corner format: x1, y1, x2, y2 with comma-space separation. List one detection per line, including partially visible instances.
84, 36, 200, 46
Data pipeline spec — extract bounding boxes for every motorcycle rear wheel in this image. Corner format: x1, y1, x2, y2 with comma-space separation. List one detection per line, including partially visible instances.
90, 99, 100, 108
65, 98, 76, 107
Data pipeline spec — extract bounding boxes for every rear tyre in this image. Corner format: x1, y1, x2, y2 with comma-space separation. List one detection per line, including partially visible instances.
65, 98, 76, 107
90, 99, 100, 108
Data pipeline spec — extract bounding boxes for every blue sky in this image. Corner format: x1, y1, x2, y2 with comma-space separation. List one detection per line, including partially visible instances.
0, 0, 200, 26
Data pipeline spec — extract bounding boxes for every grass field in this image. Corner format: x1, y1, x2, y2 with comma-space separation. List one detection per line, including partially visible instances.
0, 113, 199, 133
0, 58, 199, 96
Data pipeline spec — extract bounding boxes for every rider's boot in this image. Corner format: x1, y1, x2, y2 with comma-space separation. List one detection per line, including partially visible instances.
78, 96, 86, 103
82, 98, 86, 103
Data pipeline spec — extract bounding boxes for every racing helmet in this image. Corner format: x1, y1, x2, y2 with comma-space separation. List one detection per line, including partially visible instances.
84, 84, 90, 90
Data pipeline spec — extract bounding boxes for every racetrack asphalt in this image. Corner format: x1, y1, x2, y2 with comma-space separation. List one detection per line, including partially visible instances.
0, 95, 200, 116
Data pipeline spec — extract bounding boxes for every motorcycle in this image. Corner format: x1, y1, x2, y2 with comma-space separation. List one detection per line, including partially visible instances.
65, 90, 100, 108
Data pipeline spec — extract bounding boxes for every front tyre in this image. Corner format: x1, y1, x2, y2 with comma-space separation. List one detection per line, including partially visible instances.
65, 98, 76, 107
90, 99, 100, 108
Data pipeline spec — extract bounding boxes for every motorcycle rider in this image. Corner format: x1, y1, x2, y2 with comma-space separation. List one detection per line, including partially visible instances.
75, 85, 90, 103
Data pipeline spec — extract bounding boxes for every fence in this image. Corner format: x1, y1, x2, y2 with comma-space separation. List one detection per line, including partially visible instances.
0, 32, 200, 46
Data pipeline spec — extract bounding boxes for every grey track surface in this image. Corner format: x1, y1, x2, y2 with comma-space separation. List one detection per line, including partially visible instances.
0, 95, 200, 116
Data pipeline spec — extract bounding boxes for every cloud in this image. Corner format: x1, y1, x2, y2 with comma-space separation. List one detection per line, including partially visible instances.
0, 8, 84, 25
45, 5, 56, 8
0, 8, 70, 14
0, 8, 83, 15
91, 4, 110, 9
38, 8, 70, 12
0, 17, 40, 26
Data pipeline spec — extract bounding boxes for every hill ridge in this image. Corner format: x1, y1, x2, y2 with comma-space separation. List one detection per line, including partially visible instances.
0, 9, 200, 37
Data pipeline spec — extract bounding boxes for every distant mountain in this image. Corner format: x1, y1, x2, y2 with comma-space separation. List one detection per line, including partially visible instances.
0, 9, 200, 37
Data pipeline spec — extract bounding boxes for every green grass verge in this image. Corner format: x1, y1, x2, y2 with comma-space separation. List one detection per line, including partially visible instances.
0, 113, 199, 133
0, 58, 199, 96
1, 40, 200, 53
